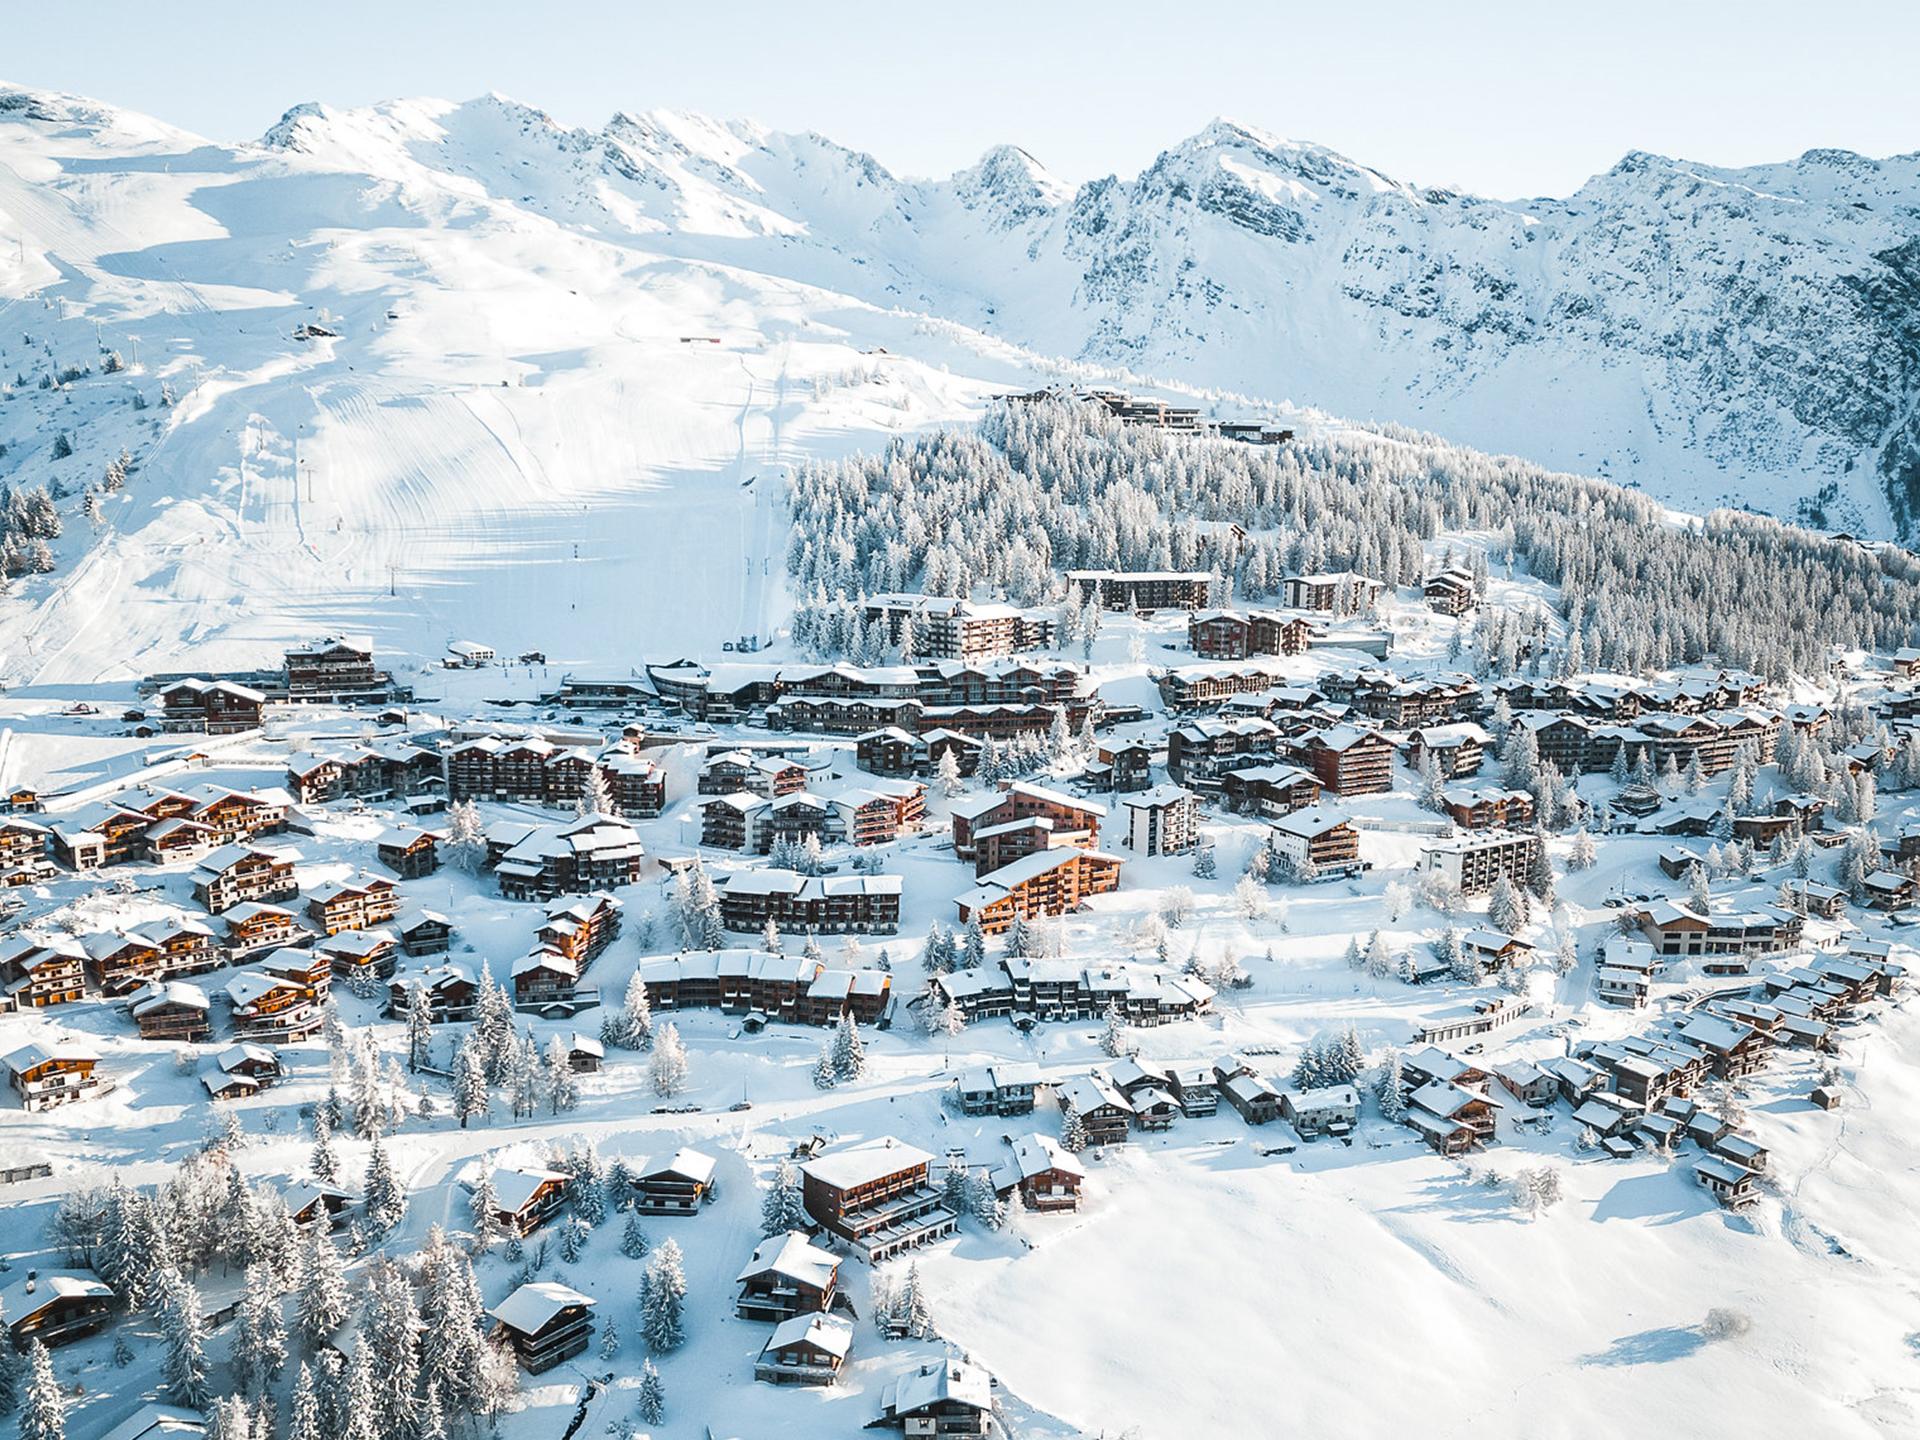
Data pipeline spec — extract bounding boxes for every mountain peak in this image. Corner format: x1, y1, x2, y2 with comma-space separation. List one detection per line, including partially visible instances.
951, 143, 1070, 223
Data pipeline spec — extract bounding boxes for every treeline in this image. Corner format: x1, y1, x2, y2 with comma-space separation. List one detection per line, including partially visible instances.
786, 398, 1920, 679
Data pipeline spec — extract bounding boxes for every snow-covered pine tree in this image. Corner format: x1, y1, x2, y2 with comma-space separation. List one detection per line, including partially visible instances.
406, 983, 435, 1072
960, 913, 986, 969
620, 1212, 650, 1259
760, 1160, 809, 1236
0, 1300, 22, 1415
617, 968, 654, 1050
232, 1265, 287, 1398
158, 1268, 212, 1409
829, 1011, 867, 1082
640, 1239, 688, 1352
298, 1225, 350, 1348
1099, 998, 1129, 1058
637, 1359, 666, 1425
1059, 1106, 1089, 1154
19, 1342, 63, 1440
452, 1031, 490, 1130
649, 1022, 689, 1096
1375, 1051, 1407, 1121
1488, 876, 1528, 934
544, 1035, 580, 1115
363, 1134, 407, 1238
936, 747, 964, 798
285, 1363, 321, 1440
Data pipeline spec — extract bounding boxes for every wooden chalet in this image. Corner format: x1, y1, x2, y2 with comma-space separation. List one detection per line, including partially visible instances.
954, 847, 1124, 934
1266, 806, 1362, 879
537, 892, 623, 966
991, 1133, 1085, 1212
493, 814, 644, 901
128, 980, 212, 1042
736, 1231, 840, 1321
375, 827, 439, 878
1440, 787, 1536, 831
150, 678, 266, 734
630, 1148, 718, 1215
511, 947, 580, 1012
1214, 1057, 1282, 1124
957, 1061, 1041, 1117
489, 1282, 596, 1373
1056, 1073, 1133, 1146
869, 1360, 995, 1436
949, 782, 1104, 862
718, 870, 902, 935
220, 901, 306, 960
596, 751, 667, 816
387, 962, 478, 1021
1423, 569, 1475, 616
486, 1165, 572, 1235
1403, 723, 1488, 779
317, 928, 400, 980
801, 1139, 957, 1262
755, 1312, 854, 1386
2, 1270, 116, 1349
4, 1042, 104, 1111
192, 845, 298, 914
3, 937, 86, 1009
0, 816, 50, 884
305, 872, 400, 934
226, 966, 324, 1043
397, 908, 454, 957
1219, 763, 1321, 818
1287, 725, 1395, 796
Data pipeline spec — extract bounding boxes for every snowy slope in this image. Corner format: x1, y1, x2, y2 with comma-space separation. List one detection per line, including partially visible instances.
0, 88, 1065, 685
2, 83, 1918, 689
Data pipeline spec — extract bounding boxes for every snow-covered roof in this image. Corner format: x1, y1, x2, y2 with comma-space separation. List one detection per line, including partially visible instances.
737, 1230, 839, 1290
802, 1138, 931, 1191
487, 1166, 571, 1214
487, 1280, 595, 1333
763, 1311, 853, 1359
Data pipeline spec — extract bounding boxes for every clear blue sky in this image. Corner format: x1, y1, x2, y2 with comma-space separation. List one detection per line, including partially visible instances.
11, 1, 1919, 198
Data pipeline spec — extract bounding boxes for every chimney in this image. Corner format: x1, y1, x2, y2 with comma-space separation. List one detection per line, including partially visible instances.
24, 1270, 36, 1293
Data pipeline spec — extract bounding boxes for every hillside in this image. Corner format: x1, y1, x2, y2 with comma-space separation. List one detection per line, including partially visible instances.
2, 84, 1919, 688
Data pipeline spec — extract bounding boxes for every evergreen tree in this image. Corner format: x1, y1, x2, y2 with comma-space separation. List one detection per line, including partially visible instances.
636, 1359, 666, 1425
960, 913, 987, 969
309, 1110, 339, 1182
620, 1212, 650, 1259
650, 1022, 689, 1096
1488, 876, 1528, 934
1375, 1052, 1408, 1121
233, 1265, 288, 1398
363, 1134, 407, 1237
406, 983, 435, 1072
544, 1035, 580, 1114
829, 1011, 867, 1082
1191, 844, 1217, 879
1059, 1106, 1089, 1153
453, 1031, 490, 1129
640, 1239, 688, 1352
468, 1167, 500, 1251
19, 1343, 64, 1440
158, 1268, 212, 1409
1099, 998, 1129, 1058
298, 1226, 350, 1349
0, 1299, 22, 1415
286, 1364, 321, 1440
761, 1160, 809, 1237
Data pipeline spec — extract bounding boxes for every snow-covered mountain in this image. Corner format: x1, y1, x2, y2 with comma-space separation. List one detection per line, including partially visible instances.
1, 83, 1916, 682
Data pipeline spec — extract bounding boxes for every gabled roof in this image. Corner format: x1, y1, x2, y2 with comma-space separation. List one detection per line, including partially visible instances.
737, 1231, 839, 1290
488, 1281, 595, 1333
